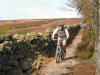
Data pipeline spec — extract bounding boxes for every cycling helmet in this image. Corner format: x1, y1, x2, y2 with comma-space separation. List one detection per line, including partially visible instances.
58, 22, 64, 26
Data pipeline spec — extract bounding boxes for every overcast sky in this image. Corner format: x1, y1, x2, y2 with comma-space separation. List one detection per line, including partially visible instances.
0, 0, 81, 20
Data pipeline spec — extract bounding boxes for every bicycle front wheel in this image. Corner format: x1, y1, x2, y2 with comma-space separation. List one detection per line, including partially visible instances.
61, 50, 65, 60
56, 52, 60, 63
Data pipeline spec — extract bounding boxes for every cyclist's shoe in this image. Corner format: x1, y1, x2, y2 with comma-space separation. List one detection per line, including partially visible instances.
61, 57, 65, 60
64, 50, 66, 56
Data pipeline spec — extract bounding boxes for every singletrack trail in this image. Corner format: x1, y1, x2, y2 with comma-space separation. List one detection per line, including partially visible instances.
41, 30, 82, 75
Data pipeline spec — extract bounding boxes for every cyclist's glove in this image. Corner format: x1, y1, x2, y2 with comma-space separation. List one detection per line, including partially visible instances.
52, 38, 55, 41
64, 38, 68, 40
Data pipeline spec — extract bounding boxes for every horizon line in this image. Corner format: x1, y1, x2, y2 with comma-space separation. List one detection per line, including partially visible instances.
0, 17, 82, 21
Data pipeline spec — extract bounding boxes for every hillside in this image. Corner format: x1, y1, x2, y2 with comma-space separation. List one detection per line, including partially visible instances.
0, 18, 82, 35
0, 24, 81, 75
0, 18, 95, 75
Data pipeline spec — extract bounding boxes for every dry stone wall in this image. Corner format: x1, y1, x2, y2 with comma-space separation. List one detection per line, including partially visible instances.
0, 24, 81, 75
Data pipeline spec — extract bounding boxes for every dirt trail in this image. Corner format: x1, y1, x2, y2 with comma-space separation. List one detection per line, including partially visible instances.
41, 30, 82, 75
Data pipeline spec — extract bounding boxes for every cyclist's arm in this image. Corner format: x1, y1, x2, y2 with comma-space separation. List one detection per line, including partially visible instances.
52, 28, 59, 38
65, 28, 69, 39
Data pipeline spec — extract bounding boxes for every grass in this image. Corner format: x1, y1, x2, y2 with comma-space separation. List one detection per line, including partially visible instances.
77, 49, 94, 60
0, 26, 13, 35
52, 24, 57, 29
85, 50, 94, 59
14, 29, 30, 34
77, 27, 95, 60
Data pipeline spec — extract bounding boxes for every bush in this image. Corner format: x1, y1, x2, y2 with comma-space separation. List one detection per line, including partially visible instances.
77, 27, 95, 59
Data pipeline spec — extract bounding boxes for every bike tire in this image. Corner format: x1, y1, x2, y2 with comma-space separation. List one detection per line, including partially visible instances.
61, 50, 64, 60
56, 53, 60, 63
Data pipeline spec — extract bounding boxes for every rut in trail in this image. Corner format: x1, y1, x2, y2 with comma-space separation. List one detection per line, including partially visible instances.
41, 30, 82, 75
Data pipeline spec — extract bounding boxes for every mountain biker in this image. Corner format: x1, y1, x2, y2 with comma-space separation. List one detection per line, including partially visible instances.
81, 22, 86, 31
52, 23, 69, 58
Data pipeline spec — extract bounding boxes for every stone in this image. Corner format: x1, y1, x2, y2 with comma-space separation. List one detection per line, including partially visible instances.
25, 58, 33, 63
21, 61, 31, 71
3, 35, 13, 41
0, 35, 4, 43
4, 66, 12, 71
6, 68, 23, 75
0, 44, 4, 52
4, 46, 12, 51
13, 34, 23, 41
0, 72, 5, 75
13, 34, 19, 39
3, 41, 9, 45
12, 60, 19, 68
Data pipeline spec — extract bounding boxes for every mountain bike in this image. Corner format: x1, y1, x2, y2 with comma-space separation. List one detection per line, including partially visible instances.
54, 39, 65, 63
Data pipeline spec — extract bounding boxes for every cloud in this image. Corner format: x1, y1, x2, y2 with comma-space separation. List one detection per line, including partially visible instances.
0, 4, 80, 20
20, 6, 80, 19
43, 0, 48, 1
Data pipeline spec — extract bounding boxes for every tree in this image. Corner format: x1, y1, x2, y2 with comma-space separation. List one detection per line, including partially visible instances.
93, 0, 100, 74
65, 0, 100, 74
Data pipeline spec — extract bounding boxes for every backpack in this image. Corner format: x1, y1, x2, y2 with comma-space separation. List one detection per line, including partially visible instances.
57, 27, 66, 37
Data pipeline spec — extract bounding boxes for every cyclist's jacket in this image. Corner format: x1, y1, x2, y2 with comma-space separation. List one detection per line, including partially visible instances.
81, 23, 86, 28
52, 27, 69, 39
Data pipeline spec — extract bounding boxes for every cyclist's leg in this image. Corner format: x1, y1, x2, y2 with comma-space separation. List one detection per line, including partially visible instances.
62, 40, 67, 56
56, 37, 61, 55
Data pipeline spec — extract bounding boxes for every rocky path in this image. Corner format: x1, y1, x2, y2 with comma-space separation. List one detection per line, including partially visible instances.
41, 30, 82, 75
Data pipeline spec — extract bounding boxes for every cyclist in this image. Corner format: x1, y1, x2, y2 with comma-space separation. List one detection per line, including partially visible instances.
81, 22, 86, 31
52, 23, 69, 58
